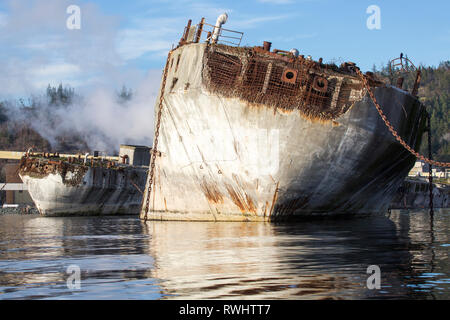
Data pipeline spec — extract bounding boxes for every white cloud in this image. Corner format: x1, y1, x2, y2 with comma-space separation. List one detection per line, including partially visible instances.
0, 0, 129, 97
29, 63, 83, 88
117, 17, 180, 61
232, 14, 292, 29
0, 11, 7, 27
115, 2, 232, 62
0, 0, 165, 151
31, 63, 80, 77
257, 0, 295, 4
267, 32, 318, 43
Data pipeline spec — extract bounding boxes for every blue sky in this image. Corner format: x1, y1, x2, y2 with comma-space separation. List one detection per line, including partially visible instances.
0, 0, 449, 98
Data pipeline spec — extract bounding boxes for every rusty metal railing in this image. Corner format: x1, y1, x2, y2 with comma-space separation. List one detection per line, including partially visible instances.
388, 53, 422, 96
201, 22, 243, 46
179, 18, 244, 47
389, 53, 417, 74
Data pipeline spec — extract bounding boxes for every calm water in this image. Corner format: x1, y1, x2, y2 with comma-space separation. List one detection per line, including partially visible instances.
0, 210, 449, 300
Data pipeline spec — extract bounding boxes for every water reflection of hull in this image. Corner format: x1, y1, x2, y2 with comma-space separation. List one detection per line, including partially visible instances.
144, 216, 415, 299
1, 212, 447, 299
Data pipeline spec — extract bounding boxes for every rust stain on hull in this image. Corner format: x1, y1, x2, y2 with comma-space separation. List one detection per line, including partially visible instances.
200, 179, 224, 204
224, 183, 257, 214
269, 182, 279, 216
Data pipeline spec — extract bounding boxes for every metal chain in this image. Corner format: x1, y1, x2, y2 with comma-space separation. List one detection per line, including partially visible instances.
356, 69, 450, 168
143, 51, 173, 221
427, 114, 434, 217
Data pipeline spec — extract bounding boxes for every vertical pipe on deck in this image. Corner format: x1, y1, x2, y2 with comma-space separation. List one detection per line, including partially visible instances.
412, 69, 421, 96
194, 18, 205, 43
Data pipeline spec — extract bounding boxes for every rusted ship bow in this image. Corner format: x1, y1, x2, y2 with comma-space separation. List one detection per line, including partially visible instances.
141, 15, 427, 221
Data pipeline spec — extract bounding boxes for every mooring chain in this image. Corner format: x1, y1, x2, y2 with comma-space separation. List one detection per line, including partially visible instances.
143, 51, 173, 221
356, 69, 450, 168
427, 114, 434, 216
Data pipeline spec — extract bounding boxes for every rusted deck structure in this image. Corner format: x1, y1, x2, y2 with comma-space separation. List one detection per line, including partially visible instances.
140, 16, 427, 221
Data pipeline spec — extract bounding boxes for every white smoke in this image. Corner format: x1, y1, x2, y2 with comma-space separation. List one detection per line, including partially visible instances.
61, 73, 160, 153
4, 70, 161, 154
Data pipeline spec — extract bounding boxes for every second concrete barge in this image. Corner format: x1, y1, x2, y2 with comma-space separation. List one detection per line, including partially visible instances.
141, 15, 428, 221
19, 145, 149, 216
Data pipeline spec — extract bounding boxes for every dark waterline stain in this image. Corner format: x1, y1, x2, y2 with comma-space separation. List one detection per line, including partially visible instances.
0, 210, 449, 300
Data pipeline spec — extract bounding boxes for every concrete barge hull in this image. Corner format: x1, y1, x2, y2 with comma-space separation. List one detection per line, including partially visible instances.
141, 43, 427, 221
20, 166, 147, 216
390, 179, 449, 209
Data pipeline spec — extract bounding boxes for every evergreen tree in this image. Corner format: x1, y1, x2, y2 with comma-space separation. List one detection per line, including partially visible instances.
117, 85, 132, 102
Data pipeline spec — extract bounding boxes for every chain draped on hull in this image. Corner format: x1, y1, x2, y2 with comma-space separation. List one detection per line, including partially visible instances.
143, 51, 173, 221
356, 69, 449, 168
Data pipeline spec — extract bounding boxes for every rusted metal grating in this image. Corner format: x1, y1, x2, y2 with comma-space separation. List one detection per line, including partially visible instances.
203, 45, 367, 120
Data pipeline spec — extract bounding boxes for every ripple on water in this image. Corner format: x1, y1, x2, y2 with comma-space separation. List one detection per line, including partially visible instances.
0, 210, 449, 299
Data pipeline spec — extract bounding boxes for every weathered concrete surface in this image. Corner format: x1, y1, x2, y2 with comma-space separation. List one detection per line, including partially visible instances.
141, 43, 427, 221
390, 179, 449, 209
119, 145, 151, 166
20, 164, 147, 216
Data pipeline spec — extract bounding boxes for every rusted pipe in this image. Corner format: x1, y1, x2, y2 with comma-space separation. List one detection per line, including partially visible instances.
290, 48, 299, 57
121, 154, 129, 164
396, 77, 404, 89
194, 17, 205, 43
26, 147, 33, 157
179, 19, 192, 45
273, 49, 292, 55
263, 41, 272, 52
184, 19, 192, 39
411, 69, 421, 96
211, 13, 228, 44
